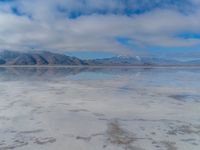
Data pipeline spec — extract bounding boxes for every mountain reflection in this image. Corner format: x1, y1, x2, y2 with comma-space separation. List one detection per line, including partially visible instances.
0, 66, 199, 81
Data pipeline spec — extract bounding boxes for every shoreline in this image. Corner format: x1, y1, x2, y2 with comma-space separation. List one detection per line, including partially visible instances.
0, 65, 200, 68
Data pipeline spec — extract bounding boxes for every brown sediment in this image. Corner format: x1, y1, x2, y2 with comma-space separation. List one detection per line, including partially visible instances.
19, 129, 44, 134
161, 141, 177, 150
0, 141, 28, 150
167, 125, 200, 135
76, 136, 91, 142
105, 120, 146, 150
68, 108, 89, 113
106, 120, 136, 145
33, 137, 56, 145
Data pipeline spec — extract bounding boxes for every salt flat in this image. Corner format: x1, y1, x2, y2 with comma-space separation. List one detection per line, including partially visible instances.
0, 67, 200, 150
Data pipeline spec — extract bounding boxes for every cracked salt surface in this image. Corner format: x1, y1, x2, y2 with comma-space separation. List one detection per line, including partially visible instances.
0, 67, 200, 150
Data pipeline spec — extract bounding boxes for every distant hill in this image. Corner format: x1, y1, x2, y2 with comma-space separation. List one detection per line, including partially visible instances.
86, 56, 182, 66
86, 56, 195, 66
0, 50, 87, 65
0, 50, 200, 66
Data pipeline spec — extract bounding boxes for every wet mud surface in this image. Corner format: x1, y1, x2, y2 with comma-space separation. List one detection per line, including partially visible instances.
0, 67, 200, 150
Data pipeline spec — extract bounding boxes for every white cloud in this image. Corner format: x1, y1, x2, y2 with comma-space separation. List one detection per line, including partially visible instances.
0, 0, 199, 56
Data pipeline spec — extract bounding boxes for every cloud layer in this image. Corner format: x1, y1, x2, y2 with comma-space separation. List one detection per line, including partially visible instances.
0, 0, 200, 56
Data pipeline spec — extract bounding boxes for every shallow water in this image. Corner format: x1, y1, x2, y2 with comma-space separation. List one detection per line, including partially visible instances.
0, 67, 200, 150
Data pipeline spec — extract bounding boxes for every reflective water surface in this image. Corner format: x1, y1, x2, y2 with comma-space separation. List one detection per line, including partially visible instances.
0, 67, 200, 150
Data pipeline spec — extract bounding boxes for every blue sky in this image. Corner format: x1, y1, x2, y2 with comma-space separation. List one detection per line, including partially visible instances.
0, 0, 200, 59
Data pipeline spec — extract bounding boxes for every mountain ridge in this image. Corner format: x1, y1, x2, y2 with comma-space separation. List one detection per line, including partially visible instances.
0, 50, 200, 66
0, 50, 87, 65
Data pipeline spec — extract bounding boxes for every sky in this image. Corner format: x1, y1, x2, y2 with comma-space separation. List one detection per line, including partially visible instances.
0, 0, 200, 59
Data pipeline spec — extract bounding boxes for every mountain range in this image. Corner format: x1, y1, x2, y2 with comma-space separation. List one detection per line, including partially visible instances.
0, 50, 200, 66
0, 50, 86, 65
